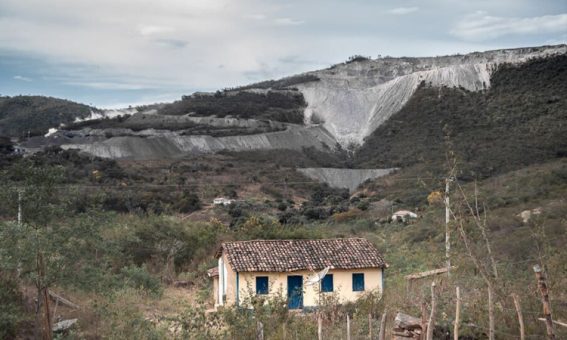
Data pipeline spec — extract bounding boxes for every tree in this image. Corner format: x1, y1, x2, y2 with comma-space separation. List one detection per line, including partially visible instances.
0, 161, 66, 339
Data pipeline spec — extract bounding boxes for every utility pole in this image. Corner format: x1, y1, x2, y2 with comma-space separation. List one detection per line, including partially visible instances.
533, 265, 555, 339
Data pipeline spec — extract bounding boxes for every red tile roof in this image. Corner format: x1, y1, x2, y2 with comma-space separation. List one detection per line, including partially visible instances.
217, 238, 387, 272
207, 267, 219, 277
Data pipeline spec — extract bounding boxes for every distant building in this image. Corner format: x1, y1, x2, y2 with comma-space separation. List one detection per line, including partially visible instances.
392, 210, 418, 222
209, 238, 387, 310
213, 197, 235, 206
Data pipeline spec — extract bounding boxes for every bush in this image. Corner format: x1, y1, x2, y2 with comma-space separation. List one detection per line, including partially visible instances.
0, 275, 26, 339
175, 191, 201, 213
120, 265, 163, 297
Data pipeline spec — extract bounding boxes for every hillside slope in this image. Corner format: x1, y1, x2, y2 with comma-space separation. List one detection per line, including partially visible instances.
0, 96, 97, 138
296, 45, 566, 146
355, 54, 567, 180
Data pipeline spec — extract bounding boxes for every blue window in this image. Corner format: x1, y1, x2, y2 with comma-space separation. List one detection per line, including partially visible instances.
256, 276, 269, 294
352, 273, 365, 291
321, 274, 334, 292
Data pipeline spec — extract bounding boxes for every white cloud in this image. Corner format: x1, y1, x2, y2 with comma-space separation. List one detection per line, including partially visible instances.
451, 12, 567, 41
274, 17, 304, 26
13, 75, 32, 81
387, 7, 419, 15
139, 25, 175, 36
66, 82, 155, 90
246, 14, 266, 20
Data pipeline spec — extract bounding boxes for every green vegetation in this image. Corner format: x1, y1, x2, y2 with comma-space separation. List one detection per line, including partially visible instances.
234, 74, 320, 91
0, 95, 96, 138
157, 90, 306, 124
64, 114, 286, 137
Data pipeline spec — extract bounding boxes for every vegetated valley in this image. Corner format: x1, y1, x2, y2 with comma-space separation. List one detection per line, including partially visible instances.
1, 50, 566, 339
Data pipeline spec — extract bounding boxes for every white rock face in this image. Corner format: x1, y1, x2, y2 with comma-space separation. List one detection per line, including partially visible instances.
61, 125, 336, 159
71, 107, 140, 124
296, 45, 567, 146
298, 167, 397, 192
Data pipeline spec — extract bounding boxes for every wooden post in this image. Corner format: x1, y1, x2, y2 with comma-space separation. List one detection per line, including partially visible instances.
378, 311, 387, 340
318, 313, 323, 340
445, 178, 451, 276
256, 321, 264, 340
347, 314, 351, 340
488, 284, 495, 340
421, 301, 428, 340
368, 313, 372, 339
37, 253, 52, 340
426, 282, 436, 340
533, 265, 555, 339
454, 287, 460, 340
511, 293, 525, 340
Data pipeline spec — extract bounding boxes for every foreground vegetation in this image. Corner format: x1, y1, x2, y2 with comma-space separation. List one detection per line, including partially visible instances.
0, 152, 565, 338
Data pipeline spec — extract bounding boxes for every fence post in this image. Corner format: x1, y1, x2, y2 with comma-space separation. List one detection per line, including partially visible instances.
511, 293, 525, 340
454, 286, 460, 340
426, 282, 436, 340
533, 265, 555, 339
368, 313, 372, 339
488, 284, 495, 340
421, 301, 427, 340
347, 314, 351, 340
378, 311, 387, 340
256, 321, 264, 340
318, 313, 323, 340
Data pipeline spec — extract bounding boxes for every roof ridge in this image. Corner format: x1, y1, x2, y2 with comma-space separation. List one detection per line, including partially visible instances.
222, 237, 367, 244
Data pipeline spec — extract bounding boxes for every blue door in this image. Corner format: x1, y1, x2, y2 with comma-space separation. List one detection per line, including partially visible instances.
287, 275, 303, 309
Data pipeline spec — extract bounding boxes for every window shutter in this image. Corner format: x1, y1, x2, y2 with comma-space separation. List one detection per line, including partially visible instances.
321, 274, 333, 292
256, 276, 269, 294
352, 273, 365, 291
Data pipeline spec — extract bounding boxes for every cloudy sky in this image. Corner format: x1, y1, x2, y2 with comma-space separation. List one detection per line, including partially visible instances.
1, 0, 565, 108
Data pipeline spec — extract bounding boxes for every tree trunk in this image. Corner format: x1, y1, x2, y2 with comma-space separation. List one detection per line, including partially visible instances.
534, 265, 555, 339
37, 253, 52, 340
511, 293, 525, 340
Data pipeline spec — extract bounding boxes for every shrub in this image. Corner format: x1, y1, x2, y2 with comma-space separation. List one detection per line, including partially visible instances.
120, 265, 163, 297
0, 275, 26, 339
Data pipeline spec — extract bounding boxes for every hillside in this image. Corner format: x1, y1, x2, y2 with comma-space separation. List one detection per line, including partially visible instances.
0, 95, 97, 138
355, 54, 567, 180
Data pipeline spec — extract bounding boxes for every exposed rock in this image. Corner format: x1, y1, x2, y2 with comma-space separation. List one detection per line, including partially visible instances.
296, 45, 567, 146
298, 167, 396, 192
60, 125, 336, 159
517, 207, 542, 223
52, 319, 78, 333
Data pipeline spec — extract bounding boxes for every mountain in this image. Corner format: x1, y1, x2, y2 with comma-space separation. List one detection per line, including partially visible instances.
0, 95, 98, 138
12, 45, 563, 161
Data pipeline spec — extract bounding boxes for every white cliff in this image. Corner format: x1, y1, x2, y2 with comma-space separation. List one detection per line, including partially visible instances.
298, 168, 397, 192
60, 125, 336, 159
296, 45, 567, 146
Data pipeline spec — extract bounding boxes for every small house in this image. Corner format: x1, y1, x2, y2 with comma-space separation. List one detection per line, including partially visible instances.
210, 238, 387, 309
213, 197, 235, 206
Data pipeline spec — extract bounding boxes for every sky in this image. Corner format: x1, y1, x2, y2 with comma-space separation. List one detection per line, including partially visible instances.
0, 0, 565, 108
